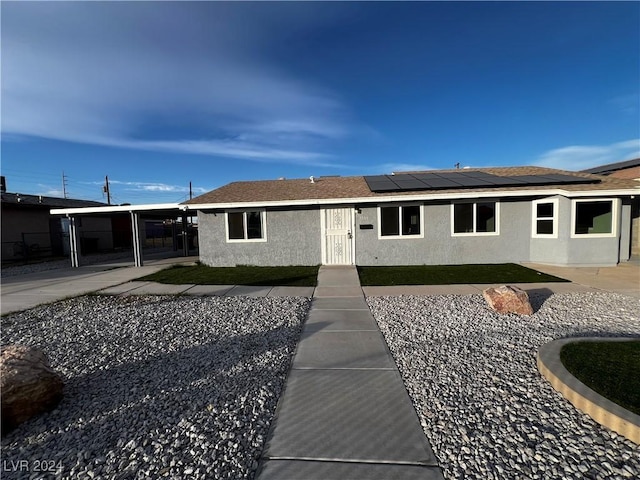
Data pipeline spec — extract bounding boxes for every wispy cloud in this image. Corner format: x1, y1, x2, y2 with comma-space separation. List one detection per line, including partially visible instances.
609, 93, 639, 115
83, 180, 209, 194
36, 184, 65, 197
370, 163, 438, 174
534, 139, 640, 171
1, 2, 356, 166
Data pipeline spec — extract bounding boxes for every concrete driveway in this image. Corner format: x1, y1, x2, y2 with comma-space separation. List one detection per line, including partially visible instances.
1, 256, 198, 315
523, 261, 640, 298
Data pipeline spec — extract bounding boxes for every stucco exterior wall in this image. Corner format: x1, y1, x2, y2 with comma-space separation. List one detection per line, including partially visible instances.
197, 196, 631, 267
530, 196, 571, 265
198, 208, 322, 266
530, 196, 626, 266
355, 199, 530, 266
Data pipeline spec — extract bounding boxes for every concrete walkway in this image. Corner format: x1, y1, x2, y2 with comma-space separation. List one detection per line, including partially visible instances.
98, 281, 314, 298
256, 266, 444, 480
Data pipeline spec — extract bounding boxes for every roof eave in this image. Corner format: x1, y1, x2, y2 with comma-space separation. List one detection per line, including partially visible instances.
188, 187, 640, 210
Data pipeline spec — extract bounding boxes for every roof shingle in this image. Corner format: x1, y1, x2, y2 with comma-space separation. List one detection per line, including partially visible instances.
185, 166, 640, 206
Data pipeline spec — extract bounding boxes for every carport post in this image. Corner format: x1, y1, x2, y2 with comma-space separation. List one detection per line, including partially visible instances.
130, 212, 144, 267
181, 213, 189, 257
69, 215, 80, 268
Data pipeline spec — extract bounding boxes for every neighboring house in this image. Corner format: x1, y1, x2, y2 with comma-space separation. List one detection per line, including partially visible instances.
185, 166, 640, 267
1, 191, 112, 263
581, 157, 640, 180
582, 158, 640, 257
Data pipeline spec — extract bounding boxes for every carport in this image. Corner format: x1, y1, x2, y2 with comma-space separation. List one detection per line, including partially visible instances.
50, 203, 195, 267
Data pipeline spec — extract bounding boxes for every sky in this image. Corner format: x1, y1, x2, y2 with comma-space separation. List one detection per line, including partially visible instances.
2, 1, 639, 205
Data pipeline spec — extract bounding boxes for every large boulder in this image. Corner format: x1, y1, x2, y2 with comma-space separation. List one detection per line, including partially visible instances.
1, 345, 64, 432
482, 285, 534, 315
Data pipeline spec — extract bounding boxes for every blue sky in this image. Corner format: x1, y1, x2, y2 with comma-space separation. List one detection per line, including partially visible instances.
2, 1, 639, 205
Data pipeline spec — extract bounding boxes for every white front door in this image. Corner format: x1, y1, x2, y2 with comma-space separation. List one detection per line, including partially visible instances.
321, 207, 354, 265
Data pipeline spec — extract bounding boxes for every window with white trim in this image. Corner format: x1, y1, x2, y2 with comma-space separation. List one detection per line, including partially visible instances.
572, 199, 615, 237
532, 199, 558, 238
226, 211, 266, 242
451, 201, 499, 235
378, 205, 423, 238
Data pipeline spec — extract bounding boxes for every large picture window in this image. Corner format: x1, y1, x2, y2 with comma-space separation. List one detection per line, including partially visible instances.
226, 211, 266, 242
532, 199, 558, 238
572, 199, 615, 237
451, 201, 499, 235
378, 205, 423, 238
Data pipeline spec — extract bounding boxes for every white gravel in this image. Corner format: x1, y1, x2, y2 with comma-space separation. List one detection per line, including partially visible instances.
367, 292, 640, 480
1, 295, 310, 480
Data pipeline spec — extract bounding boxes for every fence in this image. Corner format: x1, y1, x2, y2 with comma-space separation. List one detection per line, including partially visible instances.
2, 226, 199, 266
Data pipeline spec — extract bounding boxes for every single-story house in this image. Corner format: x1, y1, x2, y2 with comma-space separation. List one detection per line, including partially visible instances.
185, 166, 640, 267
581, 158, 640, 257
1, 190, 112, 263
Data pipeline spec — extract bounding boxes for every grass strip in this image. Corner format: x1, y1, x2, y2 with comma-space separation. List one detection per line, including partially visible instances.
138, 264, 319, 286
357, 263, 568, 286
560, 341, 640, 415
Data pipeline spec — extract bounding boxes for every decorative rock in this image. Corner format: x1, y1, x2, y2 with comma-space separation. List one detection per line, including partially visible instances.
0, 344, 64, 432
482, 285, 534, 315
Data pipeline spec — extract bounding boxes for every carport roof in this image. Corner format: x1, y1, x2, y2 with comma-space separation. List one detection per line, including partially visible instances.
49, 203, 188, 216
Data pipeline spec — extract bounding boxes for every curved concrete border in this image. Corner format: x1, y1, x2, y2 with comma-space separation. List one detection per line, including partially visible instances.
537, 337, 640, 445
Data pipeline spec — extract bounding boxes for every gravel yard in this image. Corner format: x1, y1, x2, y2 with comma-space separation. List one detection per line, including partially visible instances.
1, 295, 309, 480
368, 292, 640, 480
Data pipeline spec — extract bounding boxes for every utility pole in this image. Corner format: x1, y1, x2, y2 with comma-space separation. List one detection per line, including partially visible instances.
189, 181, 193, 200
62, 172, 69, 198
103, 175, 111, 205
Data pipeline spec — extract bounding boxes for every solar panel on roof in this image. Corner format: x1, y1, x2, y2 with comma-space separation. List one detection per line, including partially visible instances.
482, 176, 527, 185
365, 182, 398, 192
418, 178, 462, 188
457, 171, 497, 179
508, 175, 547, 184
392, 179, 428, 190
411, 173, 441, 180
537, 174, 597, 184
448, 176, 491, 187
366, 175, 392, 182
459, 177, 495, 186
362, 172, 599, 193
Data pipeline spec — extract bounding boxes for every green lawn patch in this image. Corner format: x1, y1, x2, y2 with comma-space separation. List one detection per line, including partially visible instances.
357, 263, 568, 286
560, 340, 640, 415
138, 264, 319, 286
